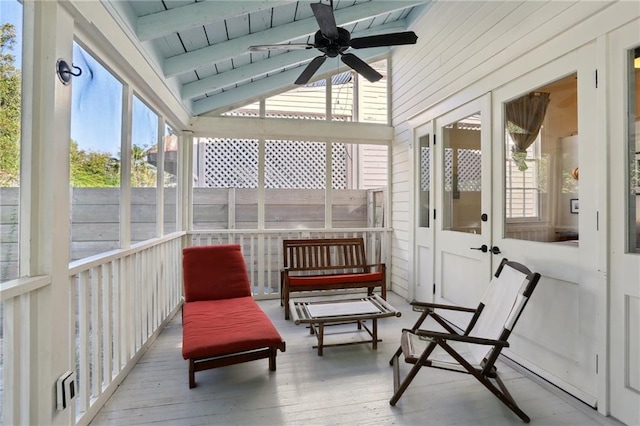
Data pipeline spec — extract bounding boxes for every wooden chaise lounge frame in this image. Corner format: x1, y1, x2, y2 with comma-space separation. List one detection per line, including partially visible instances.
389, 258, 541, 423
181, 244, 286, 388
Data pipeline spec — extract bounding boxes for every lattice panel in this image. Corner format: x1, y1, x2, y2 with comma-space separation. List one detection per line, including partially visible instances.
265, 141, 326, 189
200, 138, 346, 189
203, 138, 259, 188
458, 149, 481, 191
333, 145, 347, 189
444, 148, 481, 192
420, 147, 430, 191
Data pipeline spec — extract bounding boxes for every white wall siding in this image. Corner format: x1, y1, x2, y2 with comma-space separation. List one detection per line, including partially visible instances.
388, 0, 640, 417
389, 0, 625, 299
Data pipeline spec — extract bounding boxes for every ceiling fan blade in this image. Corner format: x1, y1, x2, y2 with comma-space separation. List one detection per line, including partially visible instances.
349, 31, 418, 49
295, 55, 327, 85
341, 53, 383, 83
248, 43, 314, 51
310, 2, 339, 39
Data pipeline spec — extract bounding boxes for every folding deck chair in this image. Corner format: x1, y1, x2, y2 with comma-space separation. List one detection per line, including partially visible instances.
389, 258, 541, 423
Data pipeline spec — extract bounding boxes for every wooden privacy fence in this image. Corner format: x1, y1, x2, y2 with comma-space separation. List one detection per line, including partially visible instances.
1, 187, 377, 278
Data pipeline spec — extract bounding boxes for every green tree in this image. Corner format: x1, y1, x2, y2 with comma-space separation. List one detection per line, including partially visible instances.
131, 144, 157, 187
0, 23, 21, 187
70, 140, 120, 187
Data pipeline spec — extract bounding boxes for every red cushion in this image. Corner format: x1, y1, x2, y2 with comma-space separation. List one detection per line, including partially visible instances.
183, 245, 251, 302
182, 297, 284, 360
288, 271, 383, 287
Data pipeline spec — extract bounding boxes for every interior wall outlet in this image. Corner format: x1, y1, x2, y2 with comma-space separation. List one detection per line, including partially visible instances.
56, 371, 77, 411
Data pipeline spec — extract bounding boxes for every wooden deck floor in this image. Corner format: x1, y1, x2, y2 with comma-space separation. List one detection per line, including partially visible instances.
90, 293, 621, 426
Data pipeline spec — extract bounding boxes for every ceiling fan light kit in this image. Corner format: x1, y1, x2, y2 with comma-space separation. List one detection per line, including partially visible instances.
248, 0, 418, 85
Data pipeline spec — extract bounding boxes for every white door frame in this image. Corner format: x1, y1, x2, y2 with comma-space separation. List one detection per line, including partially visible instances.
606, 18, 640, 425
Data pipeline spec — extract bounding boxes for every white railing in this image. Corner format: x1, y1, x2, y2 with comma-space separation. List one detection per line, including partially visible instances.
69, 233, 184, 426
187, 228, 392, 299
1, 275, 52, 426
2, 228, 390, 426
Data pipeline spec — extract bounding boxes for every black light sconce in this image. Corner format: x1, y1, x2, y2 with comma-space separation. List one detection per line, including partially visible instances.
56, 58, 82, 85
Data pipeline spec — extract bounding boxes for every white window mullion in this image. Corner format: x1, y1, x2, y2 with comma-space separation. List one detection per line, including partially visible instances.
325, 142, 332, 228
258, 139, 265, 230
156, 117, 165, 237
120, 85, 133, 248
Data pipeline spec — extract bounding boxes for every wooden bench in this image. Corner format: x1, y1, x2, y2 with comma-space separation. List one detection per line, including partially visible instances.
281, 238, 386, 320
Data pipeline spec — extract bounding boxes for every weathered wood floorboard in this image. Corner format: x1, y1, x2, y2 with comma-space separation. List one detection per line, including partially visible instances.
90, 293, 621, 426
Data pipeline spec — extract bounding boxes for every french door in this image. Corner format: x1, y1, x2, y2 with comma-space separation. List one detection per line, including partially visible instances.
491, 44, 599, 405
413, 121, 435, 302
424, 94, 494, 327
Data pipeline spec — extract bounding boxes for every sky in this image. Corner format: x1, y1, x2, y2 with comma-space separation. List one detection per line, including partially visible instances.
1, 0, 22, 68
2, 0, 159, 158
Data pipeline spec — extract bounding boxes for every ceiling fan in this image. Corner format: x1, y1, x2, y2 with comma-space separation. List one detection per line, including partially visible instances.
248, 0, 418, 85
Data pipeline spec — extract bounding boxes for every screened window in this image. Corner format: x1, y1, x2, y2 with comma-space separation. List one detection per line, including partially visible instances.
331, 143, 388, 228
265, 140, 326, 228
163, 123, 178, 234
224, 60, 388, 124
192, 137, 259, 230
130, 94, 158, 243
358, 60, 388, 123
0, 1, 22, 282
70, 42, 123, 261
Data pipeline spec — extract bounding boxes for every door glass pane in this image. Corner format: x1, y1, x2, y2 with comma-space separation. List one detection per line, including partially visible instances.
419, 134, 431, 228
442, 114, 482, 234
628, 47, 640, 252
504, 74, 578, 244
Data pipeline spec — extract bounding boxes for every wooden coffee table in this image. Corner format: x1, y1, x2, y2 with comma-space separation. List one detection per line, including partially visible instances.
288, 294, 401, 356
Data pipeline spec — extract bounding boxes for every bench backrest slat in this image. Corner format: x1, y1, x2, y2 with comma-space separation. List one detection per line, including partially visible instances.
283, 238, 368, 272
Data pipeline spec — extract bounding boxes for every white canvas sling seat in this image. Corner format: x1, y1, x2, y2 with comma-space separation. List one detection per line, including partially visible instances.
389, 258, 541, 423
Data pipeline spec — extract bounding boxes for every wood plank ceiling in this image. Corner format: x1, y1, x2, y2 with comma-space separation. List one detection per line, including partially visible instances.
112, 0, 428, 116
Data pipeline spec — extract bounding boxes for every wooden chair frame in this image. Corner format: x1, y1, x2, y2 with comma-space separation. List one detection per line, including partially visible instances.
389, 258, 541, 423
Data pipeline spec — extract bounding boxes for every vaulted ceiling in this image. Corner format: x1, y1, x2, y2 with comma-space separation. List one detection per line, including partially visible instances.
107, 0, 429, 117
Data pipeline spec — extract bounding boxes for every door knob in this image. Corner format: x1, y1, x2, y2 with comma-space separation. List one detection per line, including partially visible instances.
471, 244, 488, 253
490, 246, 501, 254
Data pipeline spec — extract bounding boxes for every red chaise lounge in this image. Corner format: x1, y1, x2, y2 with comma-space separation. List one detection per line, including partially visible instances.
181, 244, 286, 388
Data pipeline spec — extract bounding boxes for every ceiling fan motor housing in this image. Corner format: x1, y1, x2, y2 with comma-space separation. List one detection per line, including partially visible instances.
314, 27, 351, 57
